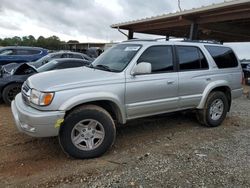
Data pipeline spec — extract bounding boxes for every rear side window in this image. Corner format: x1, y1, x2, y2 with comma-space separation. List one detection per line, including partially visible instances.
177, 46, 208, 71
137, 46, 174, 73
205, 46, 238, 68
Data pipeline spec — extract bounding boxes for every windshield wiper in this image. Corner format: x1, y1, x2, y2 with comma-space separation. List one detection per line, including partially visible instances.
86, 64, 94, 69
94, 64, 119, 72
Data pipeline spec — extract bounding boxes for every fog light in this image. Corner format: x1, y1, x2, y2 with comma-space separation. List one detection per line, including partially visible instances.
21, 123, 36, 133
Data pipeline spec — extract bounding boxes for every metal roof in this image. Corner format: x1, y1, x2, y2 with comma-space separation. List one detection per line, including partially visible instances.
111, 0, 250, 42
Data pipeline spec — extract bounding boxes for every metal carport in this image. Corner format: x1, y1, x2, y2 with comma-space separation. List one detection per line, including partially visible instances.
111, 0, 250, 42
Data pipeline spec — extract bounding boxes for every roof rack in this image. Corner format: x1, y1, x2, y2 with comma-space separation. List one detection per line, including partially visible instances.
123, 39, 157, 42
181, 39, 223, 44
123, 38, 223, 44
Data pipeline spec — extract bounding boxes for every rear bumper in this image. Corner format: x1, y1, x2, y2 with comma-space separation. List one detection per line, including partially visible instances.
11, 93, 65, 137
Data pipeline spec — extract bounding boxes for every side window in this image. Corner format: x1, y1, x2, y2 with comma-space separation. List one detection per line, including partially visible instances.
205, 46, 238, 68
177, 46, 208, 71
16, 49, 32, 55
29, 50, 41, 55
72, 54, 83, 59
16, 49, 41, 55
0, 49, 15, 55
55, 61, 83, 69
52, 54, 62, 59
137, 46, 174, 73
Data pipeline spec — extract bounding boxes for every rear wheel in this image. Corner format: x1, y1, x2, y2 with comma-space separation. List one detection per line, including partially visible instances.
196, 91, 229, 127
2, 83, 22, 105
59, 105, 116, 159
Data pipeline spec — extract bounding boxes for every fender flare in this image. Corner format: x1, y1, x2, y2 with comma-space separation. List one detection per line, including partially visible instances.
58, 92, 126, 124
197, 80, 231, 109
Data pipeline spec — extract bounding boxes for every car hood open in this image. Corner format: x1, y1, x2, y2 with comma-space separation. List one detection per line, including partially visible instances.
27, 66, 125, 92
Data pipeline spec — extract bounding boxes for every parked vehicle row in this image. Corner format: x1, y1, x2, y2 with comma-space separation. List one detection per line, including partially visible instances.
10, 40, 243, 159
2, 51, 94, 73
0, 47, 94, 105
241, 60, 250, 84
0, 58, 91, 105
0, 46, 48, 67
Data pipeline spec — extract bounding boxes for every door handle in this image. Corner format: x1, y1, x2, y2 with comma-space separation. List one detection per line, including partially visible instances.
167, 81, 175, 85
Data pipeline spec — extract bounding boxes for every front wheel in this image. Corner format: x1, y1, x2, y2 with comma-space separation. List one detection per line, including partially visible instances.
196, 91, 229, 127
59, 105, 116, 159
2, 83, 22, 105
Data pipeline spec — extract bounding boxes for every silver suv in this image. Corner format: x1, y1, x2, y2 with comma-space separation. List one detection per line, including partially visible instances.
11, 40, 243, 159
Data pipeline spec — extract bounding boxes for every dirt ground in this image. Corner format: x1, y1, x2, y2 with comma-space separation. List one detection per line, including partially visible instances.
0, 87, 249, 188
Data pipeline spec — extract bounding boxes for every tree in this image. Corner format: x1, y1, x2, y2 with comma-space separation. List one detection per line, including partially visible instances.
0, 35, 64, 50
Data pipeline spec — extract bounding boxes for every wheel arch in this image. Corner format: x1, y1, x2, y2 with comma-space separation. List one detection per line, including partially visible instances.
197, 81, 232, 111
1, 81, 23, 94
62, 99, 126, 125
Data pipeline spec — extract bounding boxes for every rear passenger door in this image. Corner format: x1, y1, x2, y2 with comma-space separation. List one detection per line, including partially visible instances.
176, 46, 210, 109
125, 45, 178, 119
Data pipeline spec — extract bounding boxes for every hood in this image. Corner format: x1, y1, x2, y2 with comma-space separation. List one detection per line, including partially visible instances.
27, 66, 125, 92
1, 63, 21, 75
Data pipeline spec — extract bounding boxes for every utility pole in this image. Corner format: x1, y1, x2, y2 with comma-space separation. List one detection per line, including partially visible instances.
178, 0, 182, 12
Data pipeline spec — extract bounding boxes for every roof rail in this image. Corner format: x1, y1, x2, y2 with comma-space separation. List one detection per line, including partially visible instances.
181, 39, 223, 44
122, 38, 223, 44
123, 39, 157, 42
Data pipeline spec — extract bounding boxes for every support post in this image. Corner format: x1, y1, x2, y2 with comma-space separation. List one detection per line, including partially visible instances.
166, 34, 170, 41
189, 22, 198, 40
128, 30, 134, 40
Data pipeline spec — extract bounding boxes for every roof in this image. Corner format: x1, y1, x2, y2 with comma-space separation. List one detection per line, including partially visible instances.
121, 40, 224, 48
111, 0, 250, 42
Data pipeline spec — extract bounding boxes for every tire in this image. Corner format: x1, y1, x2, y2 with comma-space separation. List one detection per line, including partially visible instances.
196, 91, 229, 127
2, 83, 22, 105
59, 105, 116, 159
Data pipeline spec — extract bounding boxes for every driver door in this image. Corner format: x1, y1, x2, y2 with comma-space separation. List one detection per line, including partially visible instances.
125, 45, 178, 119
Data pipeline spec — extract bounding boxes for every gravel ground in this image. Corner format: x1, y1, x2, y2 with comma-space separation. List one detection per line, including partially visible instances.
0, 87, 249, 188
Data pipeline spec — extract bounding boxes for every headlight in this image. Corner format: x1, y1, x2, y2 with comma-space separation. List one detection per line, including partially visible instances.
30, 89, 54, 106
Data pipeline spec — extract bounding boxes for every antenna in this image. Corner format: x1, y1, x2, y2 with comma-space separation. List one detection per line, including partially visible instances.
178, 0, 182, 12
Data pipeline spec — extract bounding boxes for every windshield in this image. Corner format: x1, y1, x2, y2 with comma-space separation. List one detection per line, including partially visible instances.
29, 54, 51, 68
37, 60, 58, 72
91, 44, 141, 72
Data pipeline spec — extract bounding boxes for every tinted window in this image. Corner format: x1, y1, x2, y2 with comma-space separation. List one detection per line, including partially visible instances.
29, 50, 41, 55
56, 61, 84, 69
0, 49, 15, 55
61, 54, 69, 58
137, 46, 174, 73
16, 49, 32, 55
177, 46, 208, 71
72, 54, 83, 59
205, 46, 238, 68
52, 54, 62, 59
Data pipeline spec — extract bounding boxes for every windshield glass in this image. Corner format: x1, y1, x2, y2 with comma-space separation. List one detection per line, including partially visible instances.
91, 44, 141, 72
29, 54, 51, 68
37, 60, 58, 72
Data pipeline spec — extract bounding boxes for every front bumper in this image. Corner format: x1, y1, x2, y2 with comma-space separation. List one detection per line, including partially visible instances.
11, 93, 65, 137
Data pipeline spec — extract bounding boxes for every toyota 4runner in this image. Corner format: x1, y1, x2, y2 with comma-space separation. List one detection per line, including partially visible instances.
11, 40, 243, 159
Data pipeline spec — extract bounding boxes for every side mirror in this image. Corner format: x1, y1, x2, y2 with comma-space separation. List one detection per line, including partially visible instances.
132, 62, 152, 76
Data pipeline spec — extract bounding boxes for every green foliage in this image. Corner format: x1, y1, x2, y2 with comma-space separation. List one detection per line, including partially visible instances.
0, 35, 65, 50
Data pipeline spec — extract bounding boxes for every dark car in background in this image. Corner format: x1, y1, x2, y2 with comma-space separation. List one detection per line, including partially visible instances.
0, 46, 48, 67
0, 58, 91, 105
1, 51, 94, 73
241, 60, 250, 84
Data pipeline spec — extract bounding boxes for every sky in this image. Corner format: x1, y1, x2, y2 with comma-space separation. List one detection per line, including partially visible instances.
0, 0, 249, 59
